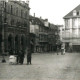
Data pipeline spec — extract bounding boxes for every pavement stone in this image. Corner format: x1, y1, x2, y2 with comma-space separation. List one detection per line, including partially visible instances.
0, 52, 80, 80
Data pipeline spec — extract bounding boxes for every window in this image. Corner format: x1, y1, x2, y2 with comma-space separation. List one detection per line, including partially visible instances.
11, 5, 13, 14
65, 19, 70, 29
6, 3, 9, 13
77, 10, 80, 16
77, 11, 79, 15
23, 12, 25, 18
18, 9, 20, 17
8, 5, 10, 13
78, 18, 80, 28
72, 18, 77, 28
21, 9, 23, 18
39, 34, 41, 40
16, 7, 18, 16
73, 10, 76, 16
25, 11, 27, 18
13, 7, 15, 15
72, 29, 78, 37
79, 29, 80, 36
4, 2, 6, 12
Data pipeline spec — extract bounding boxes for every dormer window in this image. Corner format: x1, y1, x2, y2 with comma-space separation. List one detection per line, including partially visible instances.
73, 10, 76, 16
77, 11, 79, 15
76, 10, 80, 16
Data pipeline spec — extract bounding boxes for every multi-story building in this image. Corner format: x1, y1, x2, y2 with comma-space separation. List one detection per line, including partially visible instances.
39, 18, 49, 52
30, 16, 49, 53
63, 4, 80, 52
56, 25, 63, 42
0, 1, 30, 55
48, 23, 56, 51
48, 24, 62, 52
30, 15, 62, 53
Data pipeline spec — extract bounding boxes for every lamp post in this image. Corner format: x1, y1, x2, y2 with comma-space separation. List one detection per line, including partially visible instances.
1, 4, 6, 63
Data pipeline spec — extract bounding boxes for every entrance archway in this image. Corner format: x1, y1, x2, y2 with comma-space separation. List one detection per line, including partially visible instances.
8, 34, 13, 55
15, 35, 19, 51
21, 35, 25, 50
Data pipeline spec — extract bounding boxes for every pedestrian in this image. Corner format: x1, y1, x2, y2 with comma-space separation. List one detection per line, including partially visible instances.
27, 48, 32, 65
61, 46, 65, 55
19, 50, 25, 64
9, 49, 13, 55
15, 50, 19, 64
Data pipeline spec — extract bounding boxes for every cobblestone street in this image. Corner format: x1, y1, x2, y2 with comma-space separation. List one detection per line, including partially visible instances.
0, 52, 80, 80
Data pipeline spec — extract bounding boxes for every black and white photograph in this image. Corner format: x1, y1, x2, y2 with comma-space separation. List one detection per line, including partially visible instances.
0, 0, 80, 80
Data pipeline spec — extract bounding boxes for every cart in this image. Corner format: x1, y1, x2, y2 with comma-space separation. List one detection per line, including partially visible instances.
9, 55, 17, 64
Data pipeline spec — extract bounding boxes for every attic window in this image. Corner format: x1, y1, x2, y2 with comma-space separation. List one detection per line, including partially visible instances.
73, 10, 76, 16
77, 11, 79, 15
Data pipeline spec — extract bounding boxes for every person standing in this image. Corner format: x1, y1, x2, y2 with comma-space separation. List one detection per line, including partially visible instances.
61, 46, 65, 55
15, 50, 20, 64
19, 50, 25, 64
27, 48, 32, 65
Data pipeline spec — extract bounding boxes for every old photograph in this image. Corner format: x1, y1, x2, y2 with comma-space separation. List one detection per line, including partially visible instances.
0, 0, 80, 80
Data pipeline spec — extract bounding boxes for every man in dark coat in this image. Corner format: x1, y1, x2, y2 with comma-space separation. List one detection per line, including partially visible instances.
27, 48, 32, 65
15, 50, 20, 64
19, 50, 25, 64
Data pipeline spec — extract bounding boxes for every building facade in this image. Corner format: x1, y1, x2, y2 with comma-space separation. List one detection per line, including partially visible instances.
30, 16, 62, 53
30, 16, 49, 53
63, 4, 80, 52
0, 1, 30, 55
49, 24, 63, 52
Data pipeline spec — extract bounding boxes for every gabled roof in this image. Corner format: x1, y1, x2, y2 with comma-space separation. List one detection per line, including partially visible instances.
63, 4, 80, 19
49, 23, 59, 30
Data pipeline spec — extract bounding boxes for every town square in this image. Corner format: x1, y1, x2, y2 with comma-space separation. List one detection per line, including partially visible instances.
0, 0, 80, 80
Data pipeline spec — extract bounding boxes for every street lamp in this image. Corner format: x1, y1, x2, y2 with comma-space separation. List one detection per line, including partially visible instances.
1, 4, 6, 63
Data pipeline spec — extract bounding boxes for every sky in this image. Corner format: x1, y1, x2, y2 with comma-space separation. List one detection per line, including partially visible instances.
25, 0, 80, 25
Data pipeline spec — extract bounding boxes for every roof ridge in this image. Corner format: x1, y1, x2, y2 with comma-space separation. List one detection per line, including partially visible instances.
63, 4, 80, 18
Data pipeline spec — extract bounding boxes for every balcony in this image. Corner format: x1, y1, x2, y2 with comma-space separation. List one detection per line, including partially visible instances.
62, 30, 80, 39
39, 39, 48, 43
62, 31, 72, 39
39, 32, 48, 35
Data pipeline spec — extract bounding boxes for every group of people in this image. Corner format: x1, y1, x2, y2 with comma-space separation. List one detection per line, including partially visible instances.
15, 50, 25, 64
57, 45, 65, 55
14, 48, 32, 65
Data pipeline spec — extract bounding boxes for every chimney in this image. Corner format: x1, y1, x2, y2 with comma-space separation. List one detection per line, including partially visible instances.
40, 16, 42, 19
45, 19, 48, 21
26, 0, 29, 4
34, 13, 35, 17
